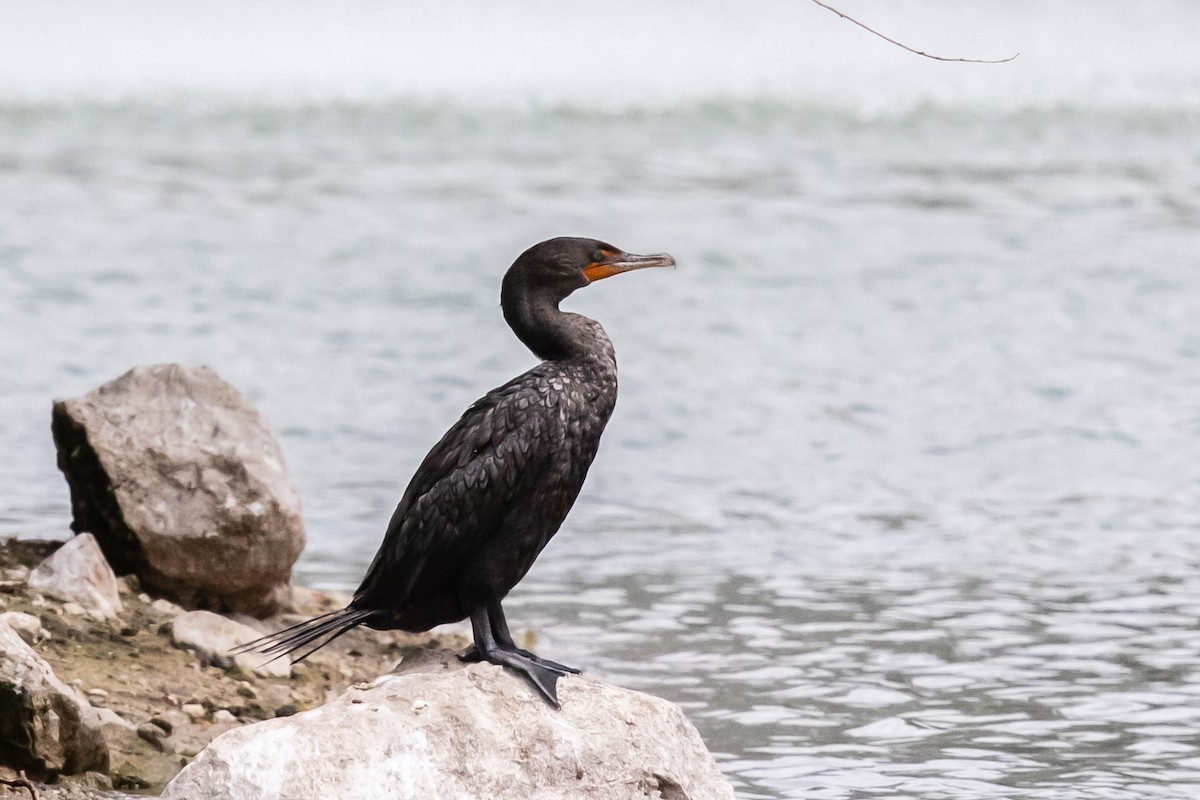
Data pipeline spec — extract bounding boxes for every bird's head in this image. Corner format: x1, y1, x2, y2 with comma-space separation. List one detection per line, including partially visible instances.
504, 237, 676, 303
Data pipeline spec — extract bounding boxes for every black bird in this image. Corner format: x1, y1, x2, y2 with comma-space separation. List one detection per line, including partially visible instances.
236, 237, 675, 706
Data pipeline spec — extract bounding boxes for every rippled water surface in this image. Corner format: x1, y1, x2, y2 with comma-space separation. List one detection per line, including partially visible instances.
3, 13, 1200, 795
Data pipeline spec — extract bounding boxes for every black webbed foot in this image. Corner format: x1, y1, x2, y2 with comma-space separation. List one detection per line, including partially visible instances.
515, 649, 581, 675
460, 644, 573, 706
468, 602, 582, 708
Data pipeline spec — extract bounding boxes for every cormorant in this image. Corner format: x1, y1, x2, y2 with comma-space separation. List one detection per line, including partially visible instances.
236, 237, 675, 707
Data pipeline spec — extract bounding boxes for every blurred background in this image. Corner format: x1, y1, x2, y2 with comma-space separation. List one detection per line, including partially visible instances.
3, 1, 1200, 797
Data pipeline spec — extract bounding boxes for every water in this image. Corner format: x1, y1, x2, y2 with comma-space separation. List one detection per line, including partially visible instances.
3, 3, 1200, 797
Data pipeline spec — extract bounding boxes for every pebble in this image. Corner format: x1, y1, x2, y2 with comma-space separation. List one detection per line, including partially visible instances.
62, 601, 87, 616
181, 703, 206, 721
149, 716, 174, 735
236, 681, 257, 700
2, 566, 29, 582
136, 721, 170, 752
213, 709, 237, 723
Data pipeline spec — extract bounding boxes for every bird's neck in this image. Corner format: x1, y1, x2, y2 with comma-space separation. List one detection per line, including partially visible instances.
503, 287, 604, 363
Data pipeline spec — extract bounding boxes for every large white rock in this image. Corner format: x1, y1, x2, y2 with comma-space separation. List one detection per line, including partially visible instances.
162, 651, 735, 800
51, 364, 305, 616
0, 622, 108, 777
169, 610, 291, 679
26, 533, 123, 620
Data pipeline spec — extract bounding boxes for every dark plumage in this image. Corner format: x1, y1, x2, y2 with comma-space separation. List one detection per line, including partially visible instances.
235, 237, 674, 706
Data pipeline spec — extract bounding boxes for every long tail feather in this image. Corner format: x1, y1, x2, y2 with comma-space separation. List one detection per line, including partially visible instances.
231, 608, 376, 664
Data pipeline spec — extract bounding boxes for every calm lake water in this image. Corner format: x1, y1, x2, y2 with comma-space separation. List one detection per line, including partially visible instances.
3, 2, 1200, 797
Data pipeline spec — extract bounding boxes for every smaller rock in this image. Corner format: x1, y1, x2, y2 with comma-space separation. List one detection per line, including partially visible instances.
65, 771, 115, 792
151, 598, 185, 617
149, 716, 175, 735
0, 611, 48, 645
0, 623, 108, 776
95, 707, 136, 732
235, 682, 257, 700
181, 703, 207, 722
137, 722, 171, 753
26, 533, 123, 620
212, 710, 237, 724
169, 610, 291, 679
3, 565, 30, 582
62, 602, 87, 616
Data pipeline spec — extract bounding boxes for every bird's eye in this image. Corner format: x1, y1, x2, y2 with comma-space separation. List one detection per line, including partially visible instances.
591, 249, 606, 263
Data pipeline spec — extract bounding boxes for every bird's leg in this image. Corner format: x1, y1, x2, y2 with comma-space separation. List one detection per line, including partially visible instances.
458, 604, 580, 671
465, 603, 565, 708
457, 601, 580, 675
487, 599, 581, 675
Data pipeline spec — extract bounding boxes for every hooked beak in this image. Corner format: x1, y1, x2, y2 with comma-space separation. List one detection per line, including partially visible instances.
583, 251, 676, 283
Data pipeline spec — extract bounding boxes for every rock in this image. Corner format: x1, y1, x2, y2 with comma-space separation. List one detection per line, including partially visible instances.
150, 598, 185, 617
26, 534, 123, 620
95, 708, 136, 733
51, 363, 305, 616
161, 651, 734, 800
169, 610, 291, 679
149, 716, 174, 736
212, 710, 237, 724
66, 770, 115, 791
136, 722, 170, 753
3, 566, 30, 583
181, 704, 206, 722
0, 622, 108, 777
0, 612, 47, 645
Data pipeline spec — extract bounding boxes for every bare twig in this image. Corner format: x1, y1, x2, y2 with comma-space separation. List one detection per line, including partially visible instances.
0, 770, 39, 800
809, 0, 1018, 64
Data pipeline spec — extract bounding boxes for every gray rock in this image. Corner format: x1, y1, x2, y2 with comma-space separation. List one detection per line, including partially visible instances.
0, 622, 108, 777
95, 708, 136, 733
51, 363, 305, 616
0, 611, 47, 645
26, 534, 123, 620
169, 610, 291, 679
150, 598, 185, 617
161, 651, 734, 800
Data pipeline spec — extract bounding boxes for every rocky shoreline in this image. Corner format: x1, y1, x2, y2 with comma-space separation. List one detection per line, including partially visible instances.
0, 536, 466, 798
3, 364, 734, 799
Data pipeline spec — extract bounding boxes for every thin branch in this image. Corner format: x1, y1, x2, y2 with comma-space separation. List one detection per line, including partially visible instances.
809, 0, 1018, 64
0, 770, 39, 800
